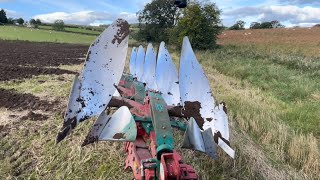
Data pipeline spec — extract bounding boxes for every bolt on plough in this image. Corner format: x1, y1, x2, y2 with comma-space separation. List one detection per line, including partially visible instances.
56, 19, 235, 180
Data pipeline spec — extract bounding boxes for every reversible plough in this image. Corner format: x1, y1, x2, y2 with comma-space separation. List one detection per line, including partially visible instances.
56, 19, 235, 180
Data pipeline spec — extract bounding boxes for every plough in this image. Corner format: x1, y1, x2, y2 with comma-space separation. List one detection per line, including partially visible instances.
56, 19, 235, 180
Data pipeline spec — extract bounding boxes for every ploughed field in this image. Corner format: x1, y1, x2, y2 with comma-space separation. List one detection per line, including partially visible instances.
0, 40, 87, 115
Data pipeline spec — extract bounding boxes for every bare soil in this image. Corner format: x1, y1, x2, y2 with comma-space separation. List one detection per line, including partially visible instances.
0, 40, 88, 114
0, 40, 88, 81
0, 88, 58, 112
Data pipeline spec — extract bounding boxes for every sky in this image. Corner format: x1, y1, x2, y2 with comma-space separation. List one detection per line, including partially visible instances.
0, 0, 320, 28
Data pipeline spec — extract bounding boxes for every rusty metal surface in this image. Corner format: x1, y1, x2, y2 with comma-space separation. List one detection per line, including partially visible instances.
135, 45, 145, 81
82, 106, 137, 146
141, 43, 157, 90
156, 42, 181, 106
129, 47, 137, 77
179, 37, 234, 158
56, 19, 129, 143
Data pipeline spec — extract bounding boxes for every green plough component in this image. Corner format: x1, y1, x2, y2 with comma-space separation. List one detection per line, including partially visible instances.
149, 92, 174, 158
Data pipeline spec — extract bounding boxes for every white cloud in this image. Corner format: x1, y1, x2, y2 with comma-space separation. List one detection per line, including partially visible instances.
278, 0, 320, 5
0, 8, 22, 18
33, 11, 138, 25
223, 5, 320, 27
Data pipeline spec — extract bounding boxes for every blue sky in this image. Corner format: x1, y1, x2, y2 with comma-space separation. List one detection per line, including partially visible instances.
1, 0, 320, 27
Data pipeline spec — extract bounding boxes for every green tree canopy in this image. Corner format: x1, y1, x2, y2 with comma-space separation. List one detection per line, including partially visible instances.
229, 20, 246, 30
53, 19, 65, 31
136, 0, 180, 42
172, 1, 222, 50
250, 22, 261, 29
30, 18, 36, 25
17, 18, 24, 25
35, 19, 42, 25
0, 9, 8, 24
7, 18, 14, 24
250, 20, 284, 29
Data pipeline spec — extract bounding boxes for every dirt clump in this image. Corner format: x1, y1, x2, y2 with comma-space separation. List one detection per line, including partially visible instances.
0, 88, 58, 111
20, 111, 48, 121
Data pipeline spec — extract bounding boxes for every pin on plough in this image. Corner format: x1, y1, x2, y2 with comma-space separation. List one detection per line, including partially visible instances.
56, 18, 234, 180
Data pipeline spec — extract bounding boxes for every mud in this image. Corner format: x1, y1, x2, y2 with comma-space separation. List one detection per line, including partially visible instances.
183, 101, 204, 129
0, 40, 87, 81
20, 111, 48, 121
0, 88, 58, 111
0, 63, 76, 81
112, 19, 130, 45
113, 133, 125, 139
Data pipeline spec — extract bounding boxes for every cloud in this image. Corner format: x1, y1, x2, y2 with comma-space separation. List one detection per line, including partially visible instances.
33, 11, 138, 25
223, 5, 320, 27
278, 0, 320, 5
0, 8, 22, 18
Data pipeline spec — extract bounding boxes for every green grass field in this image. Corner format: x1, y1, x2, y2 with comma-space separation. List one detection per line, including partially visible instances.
0, 25, 96, 44
0, 26, 319, 179
38, 25, 102, 35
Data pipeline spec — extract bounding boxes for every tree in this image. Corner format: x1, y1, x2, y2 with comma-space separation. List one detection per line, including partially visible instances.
260, 22, 273, 29
7, 18, 14, 24
250, 22, 261, 29
53, 19, 64, 31
271, 20, 284, 28
17, 18, 24, 25
136, 0, 180, 42
229, 20, 245, 30
36, 19, 41, 25
250, 20, 284, 29
0, 9, 8, 24
172, 1, 222, 50
30, 18, 36, 25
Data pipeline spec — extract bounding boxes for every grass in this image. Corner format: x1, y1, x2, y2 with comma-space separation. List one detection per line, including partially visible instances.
197, 45, 320, 136
38, 25, 102, 35
0, 27, 319, 179
0, 25, 140, 46
0, 25, 96, 44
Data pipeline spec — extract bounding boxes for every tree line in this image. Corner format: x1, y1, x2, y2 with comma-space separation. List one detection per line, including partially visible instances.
0, 9, 41, 26
229, 20, 285, 30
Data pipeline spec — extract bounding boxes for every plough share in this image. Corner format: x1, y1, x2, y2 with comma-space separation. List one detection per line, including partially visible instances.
56, 19, 235, 180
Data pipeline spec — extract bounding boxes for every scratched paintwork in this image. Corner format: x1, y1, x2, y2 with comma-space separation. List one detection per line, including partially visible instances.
156, 42, 181, 106
56, 19, 129, 143
141, 43, 157, 90
179, 37, 234, 158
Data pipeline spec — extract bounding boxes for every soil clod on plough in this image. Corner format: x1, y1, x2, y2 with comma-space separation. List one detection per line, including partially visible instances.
56, 19, 235, 180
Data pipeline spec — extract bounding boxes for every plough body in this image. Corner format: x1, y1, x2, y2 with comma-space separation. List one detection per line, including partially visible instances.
56, 19, 235, 180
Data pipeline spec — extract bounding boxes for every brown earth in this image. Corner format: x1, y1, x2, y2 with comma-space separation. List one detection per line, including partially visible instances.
0, 64, 76, 81
0, 40, 88, 81
0, 40, 87, 67
0, 88, 58, 112
20, 111, 48, 121
0, 40, 88, 113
